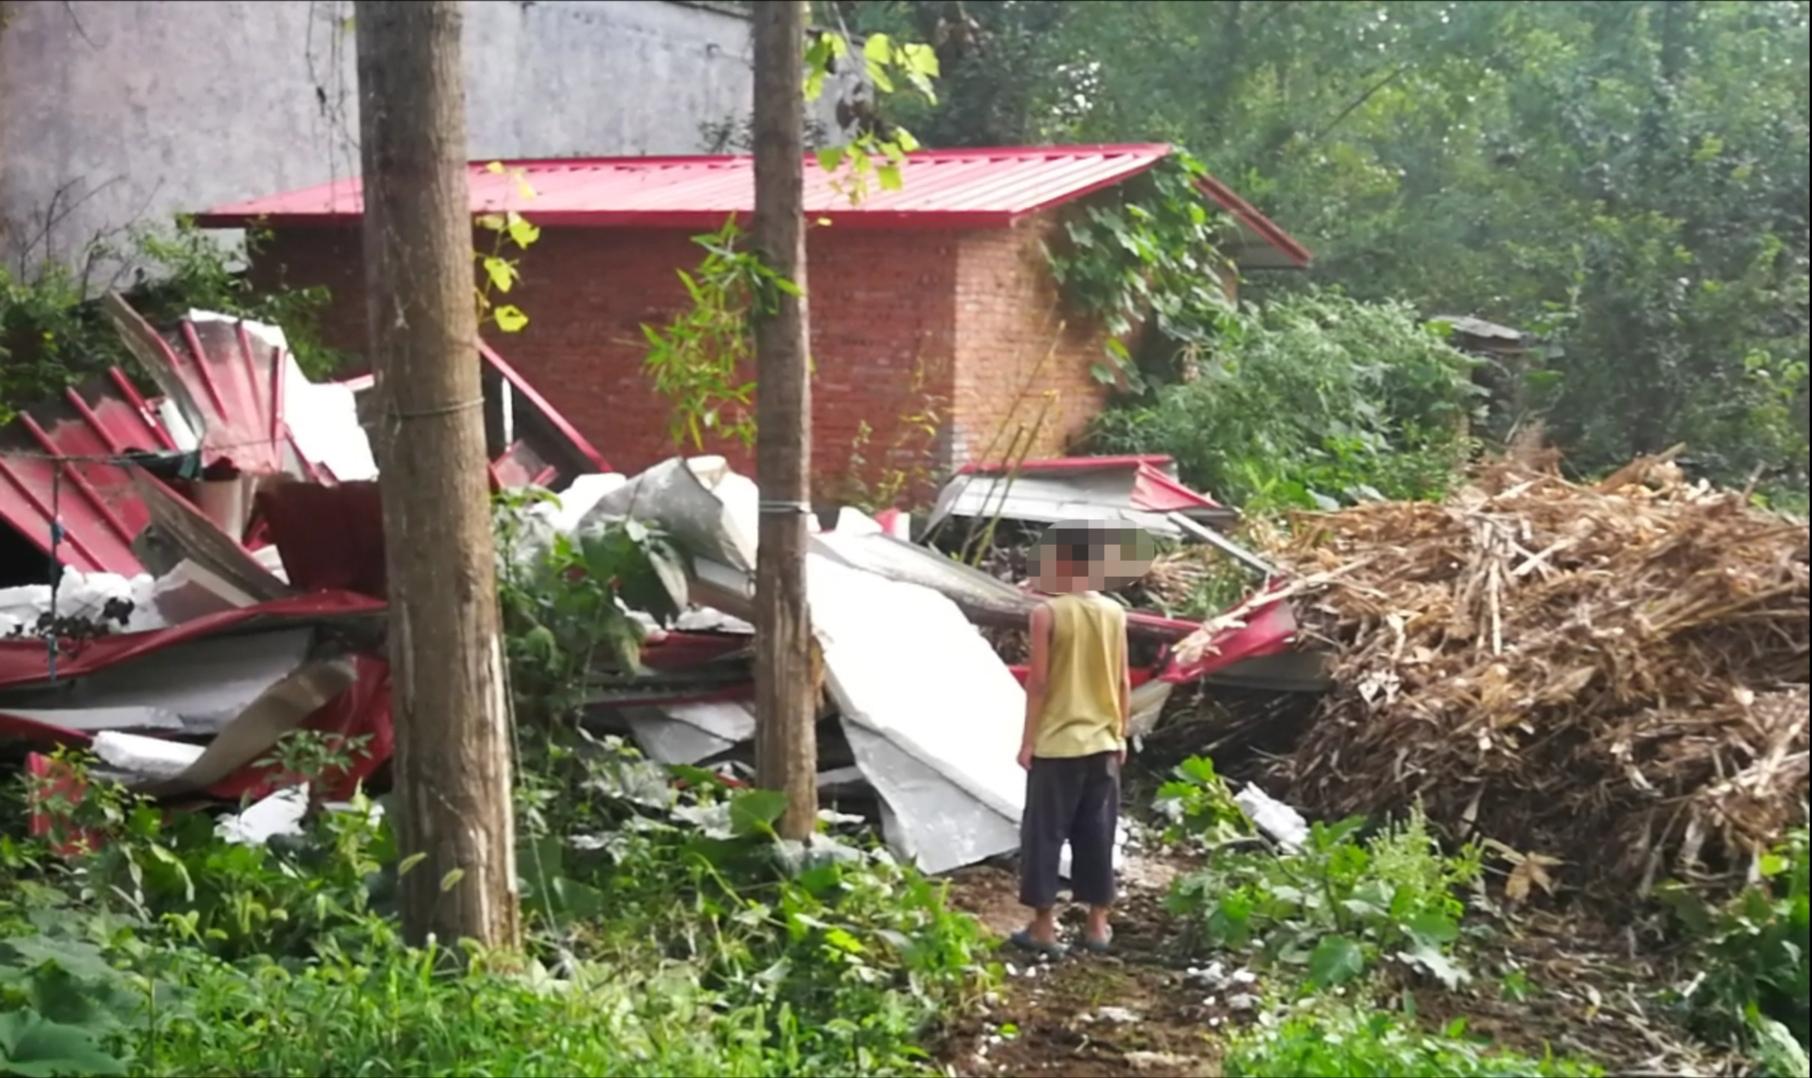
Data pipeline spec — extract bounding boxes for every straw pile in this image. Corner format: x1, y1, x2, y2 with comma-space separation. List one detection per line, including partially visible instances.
1275, 454, 1809, 895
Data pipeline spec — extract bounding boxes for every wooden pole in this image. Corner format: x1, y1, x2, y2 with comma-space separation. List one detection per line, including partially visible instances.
354, 0, 518, 947
751, 0, 818, 841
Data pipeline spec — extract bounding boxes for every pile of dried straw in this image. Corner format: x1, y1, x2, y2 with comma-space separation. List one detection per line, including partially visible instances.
1274, 454, 1808, 895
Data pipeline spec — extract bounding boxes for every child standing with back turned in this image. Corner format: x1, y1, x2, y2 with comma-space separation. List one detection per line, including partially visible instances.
1013, 522, 1132, 957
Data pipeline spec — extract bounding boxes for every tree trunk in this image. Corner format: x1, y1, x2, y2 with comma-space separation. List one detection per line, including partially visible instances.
354, 0, 518, 948
751, 0, 817, 841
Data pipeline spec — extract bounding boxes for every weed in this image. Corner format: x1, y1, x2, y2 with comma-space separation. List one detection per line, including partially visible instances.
3, 724, 989, 1076
1222, 997, 1602, 1077
1168, 805, 1481, 991
1662, 828, 1810, 1068
1152, 755, 1252, 847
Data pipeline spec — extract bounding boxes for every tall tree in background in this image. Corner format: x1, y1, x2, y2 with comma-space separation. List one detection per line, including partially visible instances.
845, 0, 1810, 496
354, 0, 519, 946
751, 0, 819, 839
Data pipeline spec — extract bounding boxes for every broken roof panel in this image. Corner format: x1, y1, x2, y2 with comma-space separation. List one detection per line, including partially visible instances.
0, 371, 173, 574
928, 455, 1237, 536
194, 145, 1312, 267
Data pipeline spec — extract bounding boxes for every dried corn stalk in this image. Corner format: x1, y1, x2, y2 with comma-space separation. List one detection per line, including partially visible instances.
1273, 454, 1809, 896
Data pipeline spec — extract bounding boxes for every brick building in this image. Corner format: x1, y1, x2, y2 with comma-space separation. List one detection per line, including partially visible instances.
197, 145, 1309, 494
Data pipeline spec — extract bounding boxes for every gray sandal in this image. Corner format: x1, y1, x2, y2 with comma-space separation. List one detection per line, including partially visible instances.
1008, 929, 1069, 958
1081, 935, 1113, 954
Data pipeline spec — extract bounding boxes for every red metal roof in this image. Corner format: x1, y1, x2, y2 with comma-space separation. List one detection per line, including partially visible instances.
194, 144, 1311, 264
0, 372, 174, 574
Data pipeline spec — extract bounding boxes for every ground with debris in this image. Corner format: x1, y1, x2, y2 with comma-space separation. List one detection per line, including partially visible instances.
937, 850, 1245, 1077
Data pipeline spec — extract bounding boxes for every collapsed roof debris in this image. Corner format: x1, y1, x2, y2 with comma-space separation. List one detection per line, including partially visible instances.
3, 300, 1308, 877
926, 455, 1238, 538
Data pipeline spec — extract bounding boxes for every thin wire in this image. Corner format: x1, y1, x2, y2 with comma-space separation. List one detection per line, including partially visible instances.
48, 465, 64, 684
0, 432, 306, 464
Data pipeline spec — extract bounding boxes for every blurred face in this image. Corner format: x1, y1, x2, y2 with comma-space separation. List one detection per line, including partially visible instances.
1033, 521, 1156, 593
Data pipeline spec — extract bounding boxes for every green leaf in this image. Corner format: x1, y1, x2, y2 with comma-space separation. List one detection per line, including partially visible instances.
901, 41, 939, 78
476, 213, 506, 232
877, 164, 904, 191
1404, 943, 1471, 990
824, 926, 866, 954
505, 211, 540, 249
439, 867, 466, 893
1403, 911, 1460, 947
493, 305, 529, 333
729, 789, 788, 837
0, 1011, 126, 1077
484, 160, 506, 174
482, 256, 517, 294
397, 852, 428, 877
863, 33, 894, 64
1307, 934, 1366, 987
1, 937, 117, 984
817, 146, 847, 172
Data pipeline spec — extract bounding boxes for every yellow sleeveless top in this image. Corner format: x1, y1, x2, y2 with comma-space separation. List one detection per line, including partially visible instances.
1035, 592, 1128, 758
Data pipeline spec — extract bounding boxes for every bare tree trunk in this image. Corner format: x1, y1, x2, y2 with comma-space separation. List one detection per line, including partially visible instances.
751, 0, 817, 841
354, 0, 518, 948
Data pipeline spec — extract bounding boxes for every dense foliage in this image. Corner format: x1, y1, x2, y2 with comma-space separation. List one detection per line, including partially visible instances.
1, 222, 343, 421
845, 0, 1811, 500
1, 732, 990, 1077
1091, 290, 1480, 510
1224, 1004, 1601, 1078
1664, 828, 1811, 1072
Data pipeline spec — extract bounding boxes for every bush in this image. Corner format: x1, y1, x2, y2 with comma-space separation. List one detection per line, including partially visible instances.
1663, 828, 1811, 1071
1092, 289, 1481, 511
1168, 802, 1482, 991
1223, 999, 1602, 1078
3, 734, 991, 1078
0, 219, 344, 423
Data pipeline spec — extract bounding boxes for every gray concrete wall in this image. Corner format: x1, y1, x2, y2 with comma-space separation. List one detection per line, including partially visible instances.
0, 0, 765, 282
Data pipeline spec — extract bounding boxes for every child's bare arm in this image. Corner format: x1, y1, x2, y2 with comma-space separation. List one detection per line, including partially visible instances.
1020, 605, 1053, 768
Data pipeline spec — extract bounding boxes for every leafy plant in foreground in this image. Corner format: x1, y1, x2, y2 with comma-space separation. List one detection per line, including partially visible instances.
1169, 807, 1482, 990
1662, 827, 1811, 1069
494, 489, 691, 723
1222, 998, 1602, 1078
1152, 755, 1253, 846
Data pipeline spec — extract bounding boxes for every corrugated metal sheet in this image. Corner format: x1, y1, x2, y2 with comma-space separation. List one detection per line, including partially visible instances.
196, 145, 1170, 230
0, 372, 175, 574
192, 145, 1308, 265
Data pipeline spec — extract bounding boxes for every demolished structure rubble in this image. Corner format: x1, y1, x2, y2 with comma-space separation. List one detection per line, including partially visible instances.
1, 301, 1306, 876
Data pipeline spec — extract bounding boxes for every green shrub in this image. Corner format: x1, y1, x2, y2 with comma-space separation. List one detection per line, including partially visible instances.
1092, 289, 1481, 511
1, 219, 344, 424
1663, 828, 1811, 1069
1223, 999, 1602, 1078
4, 733, 990, 1077
1168, 807, 1482, 990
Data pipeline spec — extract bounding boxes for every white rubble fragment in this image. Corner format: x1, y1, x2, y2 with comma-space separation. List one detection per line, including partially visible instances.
216, 785, 309, 845
91, 731, 205, 780
1236, 782, 1309, 853
0, 568, 163, 634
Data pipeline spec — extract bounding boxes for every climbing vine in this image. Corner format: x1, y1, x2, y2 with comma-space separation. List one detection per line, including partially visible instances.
1045, 149, 1237, 390
473, 160, 539, 335
642, 25, 940, 453
806, 29, 941, 204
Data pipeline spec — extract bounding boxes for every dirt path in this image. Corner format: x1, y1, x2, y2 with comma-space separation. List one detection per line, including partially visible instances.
936, 851, 1254, 1077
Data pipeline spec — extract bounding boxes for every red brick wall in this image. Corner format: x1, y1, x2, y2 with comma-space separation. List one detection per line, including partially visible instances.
951, 218, 1107, 467
253, 217, 1105, 499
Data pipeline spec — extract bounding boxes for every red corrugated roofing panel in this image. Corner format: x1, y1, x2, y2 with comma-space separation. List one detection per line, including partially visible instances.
0, 373, 173, 574
196, 144, 1173, 230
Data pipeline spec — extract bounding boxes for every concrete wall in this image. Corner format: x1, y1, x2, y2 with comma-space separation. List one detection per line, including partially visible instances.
0, 0, 760, 279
